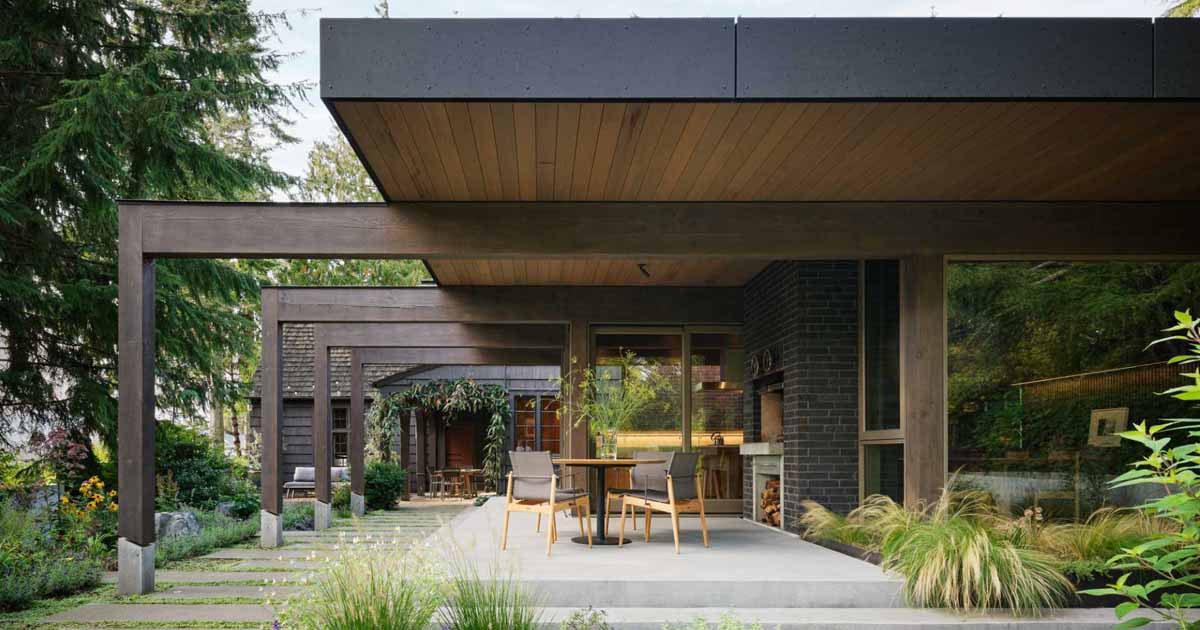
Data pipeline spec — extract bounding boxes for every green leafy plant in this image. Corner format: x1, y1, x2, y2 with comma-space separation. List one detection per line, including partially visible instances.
283, 502, 315, 531
369, 379, 512, 489
1080, 310, 1200, 629
560, 606, 611, 630
556, 350, 670, 458
155, 422, 243, 509
226, 492, 261, 521
364, 462, 408, 511
333, 484, 352, 512
0, 500, 101, 611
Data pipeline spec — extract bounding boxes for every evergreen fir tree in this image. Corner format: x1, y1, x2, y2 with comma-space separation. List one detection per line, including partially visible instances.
0, 0, 301, 453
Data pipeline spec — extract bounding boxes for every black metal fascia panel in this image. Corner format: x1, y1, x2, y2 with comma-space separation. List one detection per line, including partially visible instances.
320, 18, 735, 100
735, 18, 1154, 99
1154, 18, 1200, 98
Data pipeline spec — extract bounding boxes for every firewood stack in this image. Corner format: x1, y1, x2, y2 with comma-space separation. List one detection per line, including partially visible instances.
760, 478, 781, 527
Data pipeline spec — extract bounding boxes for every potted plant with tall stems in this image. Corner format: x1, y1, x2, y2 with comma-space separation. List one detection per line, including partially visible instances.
557, 349, 670, 458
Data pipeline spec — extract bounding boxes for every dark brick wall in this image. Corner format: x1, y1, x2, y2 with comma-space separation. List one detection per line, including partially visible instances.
742, 261, 860, 531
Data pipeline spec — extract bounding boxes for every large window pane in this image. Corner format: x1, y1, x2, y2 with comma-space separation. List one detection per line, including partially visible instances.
863, 261, 901, 432
864, 443, 904, 503
948, 261, 1200, 519
594, 332, 683, 457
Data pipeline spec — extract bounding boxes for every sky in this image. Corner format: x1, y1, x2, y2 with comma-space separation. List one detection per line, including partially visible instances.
251, 0, 1170, 181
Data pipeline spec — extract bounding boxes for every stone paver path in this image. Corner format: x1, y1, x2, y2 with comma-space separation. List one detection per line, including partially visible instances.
42, 502, 465, 628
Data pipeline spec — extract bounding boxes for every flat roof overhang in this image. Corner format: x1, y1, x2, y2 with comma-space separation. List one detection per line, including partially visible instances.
319, 17, 1200, 286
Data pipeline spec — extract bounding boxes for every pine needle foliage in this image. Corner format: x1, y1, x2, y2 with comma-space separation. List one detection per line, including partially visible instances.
0, 1, 302, 450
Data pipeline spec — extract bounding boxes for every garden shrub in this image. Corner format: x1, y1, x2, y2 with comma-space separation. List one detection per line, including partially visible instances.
364, 461, 407, 511
560, 607, 612, 630
155, 422, 242, 509
0, 498, 101, 611
283, 502, 314, 531
227, 492, 261, 520
332, 484, 351, 511
155, 510, 259, 567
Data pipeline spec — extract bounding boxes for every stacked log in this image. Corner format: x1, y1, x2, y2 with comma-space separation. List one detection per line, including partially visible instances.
760, 478, 781, 527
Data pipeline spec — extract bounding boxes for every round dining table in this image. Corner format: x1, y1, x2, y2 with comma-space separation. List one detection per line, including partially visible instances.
556, 457, 665, 545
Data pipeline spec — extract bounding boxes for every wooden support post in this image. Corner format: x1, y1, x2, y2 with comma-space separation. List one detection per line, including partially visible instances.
313, 329, 332, 527
416, 410, 428, 494
400, 410, 412, 498
902, 254, 947, 507
260, 293, 284, 546
565, 320, 589, 491
349, 350, 366, 515
117, 204, 156, 594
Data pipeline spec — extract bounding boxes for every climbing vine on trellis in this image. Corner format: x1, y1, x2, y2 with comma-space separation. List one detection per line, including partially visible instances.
367, 378, 512, 486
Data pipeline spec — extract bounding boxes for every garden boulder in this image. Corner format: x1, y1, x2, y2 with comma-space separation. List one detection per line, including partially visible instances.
154, 511, 201, 540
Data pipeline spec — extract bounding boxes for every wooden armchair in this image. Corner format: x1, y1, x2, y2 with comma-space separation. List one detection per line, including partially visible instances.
617, 451, 709, 554
501, 451, 592, 556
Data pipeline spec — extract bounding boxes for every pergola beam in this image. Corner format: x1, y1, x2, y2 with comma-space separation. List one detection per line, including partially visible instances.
131, 201, 1200, 259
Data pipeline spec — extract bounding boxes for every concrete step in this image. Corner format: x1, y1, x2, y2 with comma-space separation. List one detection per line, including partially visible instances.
526, 577, 904, 608
538, 607, 1182, 629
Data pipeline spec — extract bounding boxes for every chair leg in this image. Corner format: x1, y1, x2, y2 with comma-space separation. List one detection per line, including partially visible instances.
698, 498, 710, 548
670, 508, 681, 554
501, 507, 511, 550
632, 505, 637, 530
551, 513, 558, 543
583, 498, 593, 547
577, 502, 586, 536
545, 509, 554, 557
604, 492, 613, 534
645, 507, 651, 542
618, 499, 628, 547
536, 512, 541, 533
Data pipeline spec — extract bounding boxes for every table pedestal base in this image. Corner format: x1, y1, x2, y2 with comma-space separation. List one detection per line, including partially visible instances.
572, 535, 631, 546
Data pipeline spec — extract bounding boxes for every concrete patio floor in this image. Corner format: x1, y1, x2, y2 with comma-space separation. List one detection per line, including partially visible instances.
448, 497, 903, 608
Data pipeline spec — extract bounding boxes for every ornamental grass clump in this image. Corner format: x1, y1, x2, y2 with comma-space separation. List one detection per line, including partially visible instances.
439, 555, 542, 630
272, 531, 445, 630
797, 500, 874, 547
857, 489, 1072, 614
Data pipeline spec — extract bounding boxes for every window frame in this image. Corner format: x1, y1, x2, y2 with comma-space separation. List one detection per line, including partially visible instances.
859, 260, 905, 502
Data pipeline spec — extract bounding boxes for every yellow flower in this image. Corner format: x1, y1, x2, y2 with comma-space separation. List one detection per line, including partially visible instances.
109, 490, 117, 497
60, 496, 70, 504
108, 503, 119, 512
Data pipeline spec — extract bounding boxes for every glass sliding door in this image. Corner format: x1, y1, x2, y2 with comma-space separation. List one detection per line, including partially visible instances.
690, 329, 745, 511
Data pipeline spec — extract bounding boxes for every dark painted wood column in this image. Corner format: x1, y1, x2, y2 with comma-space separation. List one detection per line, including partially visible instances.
400, 410, 412, 498
117, 205, 156, 594
415, 409, 427, 494
902, 254, 947, 507
261, 293, 283, 519
313, 334, 332, 508
117, 209, 156, 547
349, 350, 366, 497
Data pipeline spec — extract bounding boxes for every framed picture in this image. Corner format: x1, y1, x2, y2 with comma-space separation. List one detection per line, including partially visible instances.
1088, 407, 1129, 448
